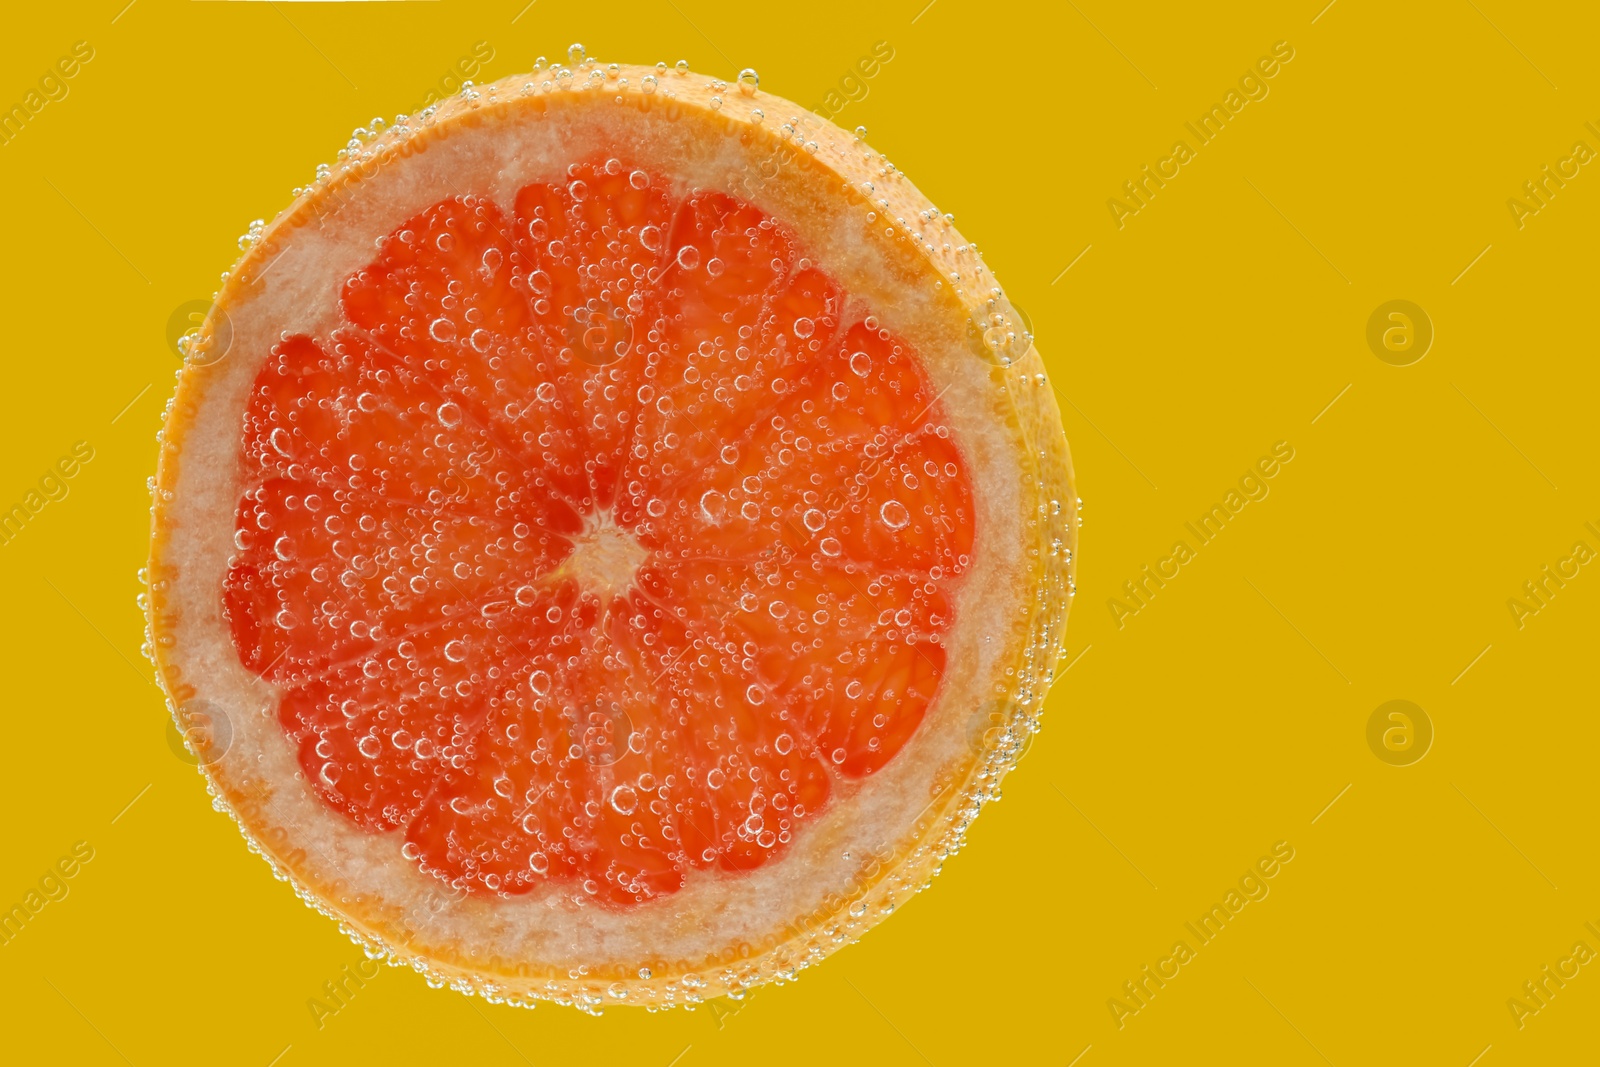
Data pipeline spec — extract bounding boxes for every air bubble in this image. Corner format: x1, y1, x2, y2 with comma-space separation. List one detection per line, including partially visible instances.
610, 785, 639, 815
700, 490, 727, 523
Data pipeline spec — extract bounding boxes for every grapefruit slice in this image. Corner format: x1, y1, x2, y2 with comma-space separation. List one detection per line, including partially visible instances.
147, 56, 1077, 1010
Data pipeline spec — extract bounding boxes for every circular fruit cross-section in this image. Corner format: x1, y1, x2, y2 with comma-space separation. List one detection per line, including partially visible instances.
148, 62, 1076, 1009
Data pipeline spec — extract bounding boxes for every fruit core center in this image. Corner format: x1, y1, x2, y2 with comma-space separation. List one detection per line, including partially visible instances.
562, 511, 647, 599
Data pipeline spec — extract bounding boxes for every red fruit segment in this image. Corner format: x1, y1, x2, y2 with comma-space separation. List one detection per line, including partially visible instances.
511, 161, 678, 507
225, 160, 976, 906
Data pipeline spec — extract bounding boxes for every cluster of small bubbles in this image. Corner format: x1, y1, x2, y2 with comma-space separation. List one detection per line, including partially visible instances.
237, 218, 266, 252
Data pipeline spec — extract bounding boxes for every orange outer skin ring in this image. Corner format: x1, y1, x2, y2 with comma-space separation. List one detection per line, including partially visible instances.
145, 62, 1078, 1011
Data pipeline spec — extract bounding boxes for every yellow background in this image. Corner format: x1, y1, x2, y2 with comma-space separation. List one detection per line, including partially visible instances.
2, 1, 1596, 1063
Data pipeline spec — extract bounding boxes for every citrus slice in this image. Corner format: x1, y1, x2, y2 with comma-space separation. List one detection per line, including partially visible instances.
147, 56, 1077, 1009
